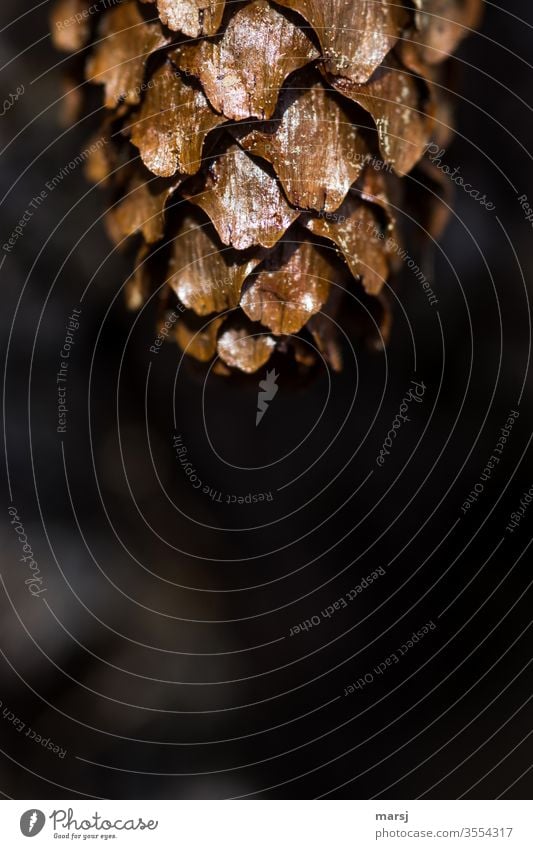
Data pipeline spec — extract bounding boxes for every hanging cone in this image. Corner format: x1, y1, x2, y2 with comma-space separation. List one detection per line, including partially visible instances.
51, 0, 480, 373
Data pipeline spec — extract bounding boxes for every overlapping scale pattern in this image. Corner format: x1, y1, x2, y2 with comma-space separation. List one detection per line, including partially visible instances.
51, 0, 480, 373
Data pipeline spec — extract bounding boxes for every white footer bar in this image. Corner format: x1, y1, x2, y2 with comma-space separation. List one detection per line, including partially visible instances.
2, 800, 531, 848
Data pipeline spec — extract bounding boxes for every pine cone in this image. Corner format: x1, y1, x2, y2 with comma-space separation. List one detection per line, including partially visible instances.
51, 0, 481, 374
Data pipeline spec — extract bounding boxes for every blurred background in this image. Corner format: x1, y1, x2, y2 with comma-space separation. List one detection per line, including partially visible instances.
0, 0, 532, 799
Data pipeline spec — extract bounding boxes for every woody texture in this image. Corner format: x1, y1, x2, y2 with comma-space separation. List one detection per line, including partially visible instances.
51, 0, 482, 374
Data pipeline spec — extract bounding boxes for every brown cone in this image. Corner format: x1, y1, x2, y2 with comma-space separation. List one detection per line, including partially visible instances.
51, 0, 480, 374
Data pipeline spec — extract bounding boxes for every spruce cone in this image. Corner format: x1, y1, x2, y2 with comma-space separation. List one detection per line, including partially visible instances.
51, 0, 481, 374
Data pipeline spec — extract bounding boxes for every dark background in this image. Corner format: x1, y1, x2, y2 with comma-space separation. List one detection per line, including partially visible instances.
0, 1, 532, 798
